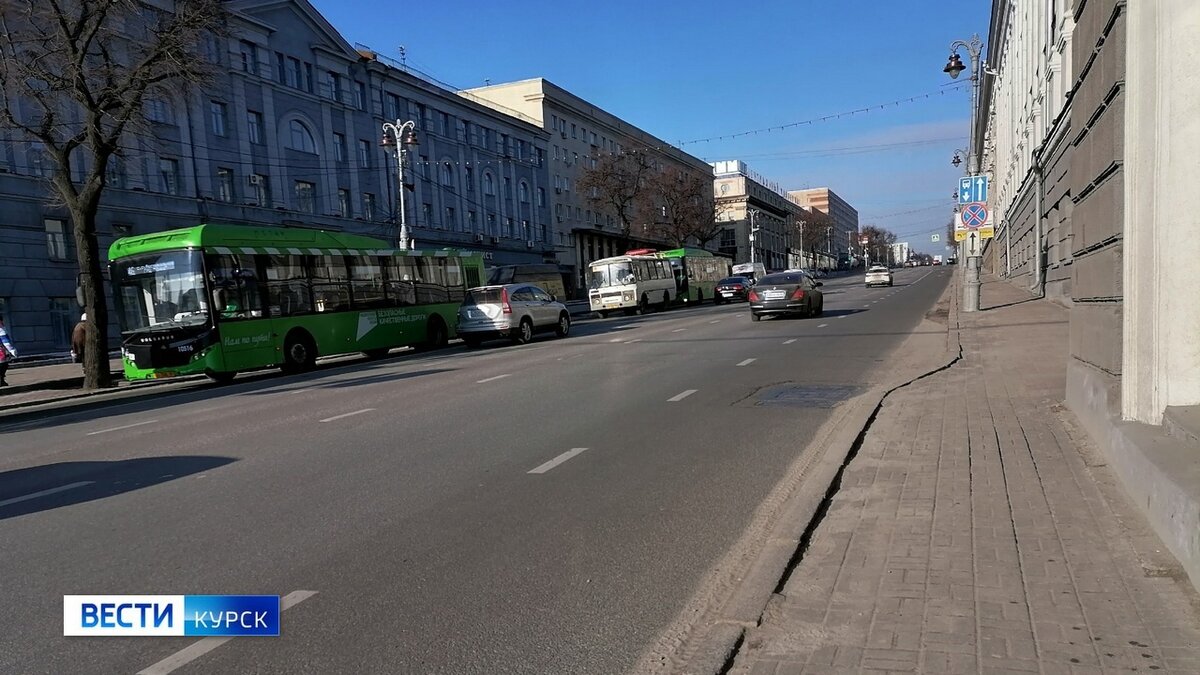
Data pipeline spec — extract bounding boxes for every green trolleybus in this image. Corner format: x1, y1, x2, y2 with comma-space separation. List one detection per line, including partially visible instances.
656, 248, 731, 305
108, 224, 484, 382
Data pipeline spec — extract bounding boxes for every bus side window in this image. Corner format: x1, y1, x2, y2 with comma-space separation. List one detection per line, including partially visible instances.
206, 253, 265, 321
386, 257, 417, 307
311, 255, 351, 313
349, 255, 387, 309
264, 254, 311, 317
445, 258, 465, 303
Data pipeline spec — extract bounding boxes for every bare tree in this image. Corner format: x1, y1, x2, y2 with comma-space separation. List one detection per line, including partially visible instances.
577, 147, 654, 246
642, 166, 714, 248
692, 200, 731, 250
859, 224, 898, 264
0, 0, 226, 389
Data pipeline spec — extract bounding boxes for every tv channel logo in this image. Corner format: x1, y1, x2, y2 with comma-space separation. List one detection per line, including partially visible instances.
64, 595, 280, 637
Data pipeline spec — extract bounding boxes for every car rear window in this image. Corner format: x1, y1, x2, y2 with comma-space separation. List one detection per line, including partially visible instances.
464, 288, 503, 305
758, 273, 802, 285
718, 277, 748, 285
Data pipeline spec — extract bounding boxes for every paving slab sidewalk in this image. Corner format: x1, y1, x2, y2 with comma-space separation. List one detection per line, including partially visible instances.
731, 276, 1200, 674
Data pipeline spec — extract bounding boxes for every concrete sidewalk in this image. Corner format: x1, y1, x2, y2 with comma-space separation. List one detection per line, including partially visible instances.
731, 276, 1200, 674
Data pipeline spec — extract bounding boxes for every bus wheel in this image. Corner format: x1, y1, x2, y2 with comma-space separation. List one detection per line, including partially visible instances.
362, 348, 390, 359
282, 330, 317, 372
207, 370, 237, 384
421, 316, 449, 350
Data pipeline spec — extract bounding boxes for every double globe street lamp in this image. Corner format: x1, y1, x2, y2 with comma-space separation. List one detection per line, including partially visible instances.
380, 119, 419, 250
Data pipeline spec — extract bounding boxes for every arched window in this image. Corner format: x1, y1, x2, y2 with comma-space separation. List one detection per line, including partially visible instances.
441, 161, 453, 187
518, 181, 529, 202
482, 171, 495, 196
287, 120, 317, 153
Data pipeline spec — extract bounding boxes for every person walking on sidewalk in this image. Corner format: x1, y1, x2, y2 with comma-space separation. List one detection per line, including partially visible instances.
0, 318, 18, 386
71, 312, 87, 365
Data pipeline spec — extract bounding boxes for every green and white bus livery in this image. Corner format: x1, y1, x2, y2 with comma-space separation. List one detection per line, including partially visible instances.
657, 248, 731, 305
109, 224, 484, 382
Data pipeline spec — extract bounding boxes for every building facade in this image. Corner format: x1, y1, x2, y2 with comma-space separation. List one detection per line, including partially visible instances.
462, 78, 716, 294
787, 188, 860, 266
0, 0, 550, 355
710, 161, 798, 272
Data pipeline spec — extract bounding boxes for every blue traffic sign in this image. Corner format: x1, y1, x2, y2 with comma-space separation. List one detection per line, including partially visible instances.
962, 203, 988, 227
958, 175, 988, 204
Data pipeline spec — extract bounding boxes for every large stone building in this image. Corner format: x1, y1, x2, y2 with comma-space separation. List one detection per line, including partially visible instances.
0, 0, 550, 355
787, 188, 859, 266
979, 0, 1200, 588
710, 161, 799, 272
461, 78, 716, 293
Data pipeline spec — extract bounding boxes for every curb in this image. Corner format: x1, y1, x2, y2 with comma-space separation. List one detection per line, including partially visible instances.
635, 271, 964, 675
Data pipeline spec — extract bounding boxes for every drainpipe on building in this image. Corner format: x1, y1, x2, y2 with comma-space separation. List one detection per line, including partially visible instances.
1004, 218, 1011, 277
1031, 146, 1044, 296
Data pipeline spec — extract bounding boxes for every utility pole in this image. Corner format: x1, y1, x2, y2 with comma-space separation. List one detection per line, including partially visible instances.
748, 209, 761, 265
944, 34, 984, 312
381, 119, 418, 249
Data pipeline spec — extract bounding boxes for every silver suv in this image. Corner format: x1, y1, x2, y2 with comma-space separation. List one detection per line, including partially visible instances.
456, 284, 571, 347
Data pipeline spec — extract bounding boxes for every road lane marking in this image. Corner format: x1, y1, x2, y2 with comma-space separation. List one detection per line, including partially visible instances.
838, 315, 846, 319
818, 323, 828, 328
668, 389, 697, 402
784, 339, 797, 344
609, 338, 624, 342
619, 324, 637, 329
736, 358, 756, 367
624, 338, 642, 344
319, 408, 375, 423
528, 448, 588, 474
137, 590, 318, 675
672, 328, 687, 333
86, 420, 158, 436
476, 374, 512, 384
285, 388, 312, 395
0, 481, 94, 508
709, 319, 722, 324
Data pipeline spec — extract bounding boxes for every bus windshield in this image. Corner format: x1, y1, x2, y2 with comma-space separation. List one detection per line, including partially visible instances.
589, 261, 633, 289
112, 250, 209, 332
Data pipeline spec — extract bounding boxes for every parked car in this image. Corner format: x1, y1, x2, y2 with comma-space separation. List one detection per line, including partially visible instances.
456, 284, 571, 347
865, 265, 893, 287
747, 272, 824, 321
714, 276, 753, 304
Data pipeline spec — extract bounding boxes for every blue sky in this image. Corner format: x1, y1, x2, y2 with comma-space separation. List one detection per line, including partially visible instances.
310, 0, 990, 255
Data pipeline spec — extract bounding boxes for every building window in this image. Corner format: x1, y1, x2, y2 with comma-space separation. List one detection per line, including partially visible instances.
287, 120, 317, 153
358, 139, 371, 168
480, 127, 490, 149
363, 193, 375, 221
571, 123, 576, 139
386, 93, 401, 120
503, 177, 511, 198
159, 158, 179, 195
304, 63, 314, 93
106, 156, 124, 188
540, 223, 548, 241
337, 188, 351, 218
483, 172, 494, 196
505, 217, 514, 238
465, 165, 474, 191
247, 111, 263, 144
26, 143, 49, 177
44, 218, 69, 260
49, 298, 73, 349
499, 133, 509, 155
439, 111, 450, 136
537, 187, 545, 207
468, 210, 477, 232
440, 162, 453, 187
239, 41, 258, 74
325, 71, 341, 102
209, 101, 227, 136
486, 214, 496, 236
456, 119, 466, 142
445, 206, 455, 231
216, 167, 234, 202
251, 174, 269, 207
144, 98, 173, 124
294, 181, 315, 213
333, 133, 346, 162
519, 181, 529, 202
284, 56, 301, 88
421, 202, 432, 226
521, 219, 530, 240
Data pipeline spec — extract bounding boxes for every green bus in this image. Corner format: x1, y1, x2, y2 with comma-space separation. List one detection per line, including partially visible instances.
657, 248, 731, 305
108, 224, 484, 383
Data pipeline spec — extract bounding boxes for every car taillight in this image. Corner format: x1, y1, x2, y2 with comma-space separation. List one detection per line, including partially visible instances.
748, 290, 760, 302
734, 284, 743, 289
501, 288, 513, 314
791, 288, 806, 300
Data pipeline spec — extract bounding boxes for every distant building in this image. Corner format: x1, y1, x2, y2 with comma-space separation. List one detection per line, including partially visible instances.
890, 242, 911, 266
787, 188, 859, 264
710, 160, 801, 271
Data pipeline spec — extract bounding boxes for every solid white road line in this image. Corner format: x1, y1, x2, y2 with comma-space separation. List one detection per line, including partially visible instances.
319, 408, 375, 423
818, 323, 828, 328
86, 420, 158, 436
783, 339, 797, 345
476, 374, 512, 384
0, 481, 94, 508
137, 590, 318, 675
285, 388, 312, 395
736, 358, 756, 367
528, 448, 588, 474
667, 389, 697, 402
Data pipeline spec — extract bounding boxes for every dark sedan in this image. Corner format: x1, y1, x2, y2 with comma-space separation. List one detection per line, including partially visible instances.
747, 272, 824, 321
714, 276, 753, 304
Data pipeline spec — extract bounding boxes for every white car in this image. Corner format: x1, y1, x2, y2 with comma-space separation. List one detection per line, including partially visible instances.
865, 265, 893, 287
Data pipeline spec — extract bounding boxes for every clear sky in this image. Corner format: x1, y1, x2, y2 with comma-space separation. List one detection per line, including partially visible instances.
309, 0, 991, 255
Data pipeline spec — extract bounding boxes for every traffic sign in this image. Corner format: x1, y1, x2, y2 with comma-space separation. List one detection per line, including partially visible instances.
964, 230, 983, 257
958, 175, 988, 204
961, 203, 988, 227
954, 229, 969, 242
978, 225, 995, 239
931, 234, 940, 243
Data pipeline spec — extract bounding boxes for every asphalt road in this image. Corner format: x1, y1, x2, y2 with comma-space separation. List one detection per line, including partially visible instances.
0, 267, 951, 675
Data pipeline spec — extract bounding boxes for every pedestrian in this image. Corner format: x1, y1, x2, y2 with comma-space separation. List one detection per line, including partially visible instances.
0, 318, 17, 386
71, 312, 88, 365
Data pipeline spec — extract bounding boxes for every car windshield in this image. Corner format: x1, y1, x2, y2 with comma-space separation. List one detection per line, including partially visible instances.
758, 273, 802, 285
112, 250, 209, 332
589, 261, 634, 289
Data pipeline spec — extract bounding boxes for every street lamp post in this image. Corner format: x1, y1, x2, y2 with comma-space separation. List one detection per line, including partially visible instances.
381, 119, 419, 249
944, 34, 984, 312
748, 209, 761, 266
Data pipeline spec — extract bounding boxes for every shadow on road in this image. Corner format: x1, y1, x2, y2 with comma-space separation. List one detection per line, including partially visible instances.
0, 455, 236, 520
244, 368, 454, 394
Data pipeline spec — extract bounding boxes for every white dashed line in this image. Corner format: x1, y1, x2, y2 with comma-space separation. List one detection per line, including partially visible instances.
137, 590, 318, 675
86, 420, 158, 436
319, 408, 375, 423
0, 481, 94, 508
736, 358, 756, 367
609, 338, 623, 342
838, 315, 847, 319
672, 328, 687, 333
528, 448, 588, 474
709, 320, 722, 324
668, 389, 698, 402
624, 338, 642, 344
476, 374, 512, 384
783, 339, 797, 344
817, 323, 828, 328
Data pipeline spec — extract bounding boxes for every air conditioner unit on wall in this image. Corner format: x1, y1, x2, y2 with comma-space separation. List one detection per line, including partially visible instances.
473, 233, 484, 243
526, 241, 534, 249
490, 236, 500, 244
248, 175, 262, 186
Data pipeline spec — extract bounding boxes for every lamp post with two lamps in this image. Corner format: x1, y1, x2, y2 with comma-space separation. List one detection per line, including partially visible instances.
380, 119, 419, 250
943, 34, 986, 312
